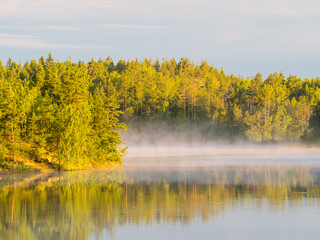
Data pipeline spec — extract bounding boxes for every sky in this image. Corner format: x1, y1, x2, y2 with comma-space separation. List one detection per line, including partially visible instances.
0, 0, 319, 78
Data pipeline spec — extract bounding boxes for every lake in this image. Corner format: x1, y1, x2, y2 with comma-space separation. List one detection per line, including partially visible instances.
1, 146, 320, 240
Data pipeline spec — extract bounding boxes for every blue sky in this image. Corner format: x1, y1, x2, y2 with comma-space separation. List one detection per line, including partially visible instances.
0, 0, 319, 78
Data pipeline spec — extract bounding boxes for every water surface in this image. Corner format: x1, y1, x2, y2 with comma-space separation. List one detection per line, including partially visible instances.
1, 149, 320, 240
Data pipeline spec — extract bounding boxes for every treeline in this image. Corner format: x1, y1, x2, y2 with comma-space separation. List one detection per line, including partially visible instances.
1, 55, 320, 169
0, 54, 126, 170
89, 56, 320, 142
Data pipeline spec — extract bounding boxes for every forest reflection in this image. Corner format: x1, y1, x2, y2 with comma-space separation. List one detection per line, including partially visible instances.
1, 164, 320, 240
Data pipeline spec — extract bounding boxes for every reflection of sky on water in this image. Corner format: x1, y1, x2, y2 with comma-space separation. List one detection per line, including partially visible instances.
100, 206, 320, 240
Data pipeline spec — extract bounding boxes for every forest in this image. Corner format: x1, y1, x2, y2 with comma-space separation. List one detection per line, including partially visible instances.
1, 54, 320, 170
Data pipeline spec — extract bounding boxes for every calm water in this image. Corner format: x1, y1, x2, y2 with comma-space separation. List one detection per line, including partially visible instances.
1, 149, 320, 240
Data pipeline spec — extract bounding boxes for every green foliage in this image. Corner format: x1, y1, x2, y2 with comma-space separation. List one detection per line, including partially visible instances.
0, 55, 125, 170
107, 58, 320, 142
0, 143, 8, 165
1, 55, 320, 170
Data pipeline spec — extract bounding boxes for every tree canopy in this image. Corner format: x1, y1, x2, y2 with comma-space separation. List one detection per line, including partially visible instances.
1, 55, 320, 170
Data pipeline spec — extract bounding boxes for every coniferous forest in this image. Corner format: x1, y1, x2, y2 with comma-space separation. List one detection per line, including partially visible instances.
1, 54, 320, 170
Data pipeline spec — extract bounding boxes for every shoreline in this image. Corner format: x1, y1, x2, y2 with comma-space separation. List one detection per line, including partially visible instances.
0, 162, 123, 174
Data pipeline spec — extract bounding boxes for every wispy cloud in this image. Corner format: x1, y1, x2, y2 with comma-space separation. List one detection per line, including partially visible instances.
227, 0, 320, 17
0, 25, 79, 30
0, 33, 110, 50
1, 0, 320, 21
33, 26, 80, 30
100, 24, 167, 30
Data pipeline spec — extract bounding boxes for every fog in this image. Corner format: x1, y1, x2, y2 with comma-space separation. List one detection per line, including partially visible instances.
124, 145, 320, 169
121, 122, 320, 169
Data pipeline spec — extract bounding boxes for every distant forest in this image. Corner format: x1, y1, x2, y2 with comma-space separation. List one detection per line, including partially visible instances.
1, 54, 320, 169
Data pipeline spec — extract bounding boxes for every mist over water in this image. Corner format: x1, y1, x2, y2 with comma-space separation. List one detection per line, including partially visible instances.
122, 123, 320, 167
124, 145, 320, 170
122, 123, 320, 168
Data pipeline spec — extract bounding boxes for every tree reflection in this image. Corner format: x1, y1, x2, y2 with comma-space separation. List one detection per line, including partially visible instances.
1, 165, 320, 240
